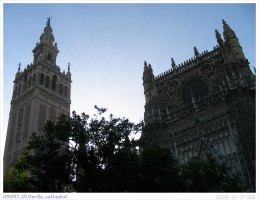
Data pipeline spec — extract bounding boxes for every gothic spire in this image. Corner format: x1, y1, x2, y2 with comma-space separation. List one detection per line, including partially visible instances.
222, 19, 236, 41
144, 60, 147, 68
171, 58, 176, 70
215, 29, 224, 47
66, 62, 71, 76
144, 61, 153, 71
68, 62, 71, 72
171, 58, 176, 66
143, 61, 157, 103
194, 46, 200, 57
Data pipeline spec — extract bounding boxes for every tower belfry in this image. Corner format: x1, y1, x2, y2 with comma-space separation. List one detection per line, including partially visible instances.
4, 18, 72, 173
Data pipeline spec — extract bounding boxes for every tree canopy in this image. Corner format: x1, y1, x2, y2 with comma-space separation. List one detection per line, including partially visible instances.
4, 106, 244, 192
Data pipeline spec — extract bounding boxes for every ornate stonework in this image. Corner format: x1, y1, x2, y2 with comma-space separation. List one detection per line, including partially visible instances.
4, 19, 72, 173
142, 20, 255, 190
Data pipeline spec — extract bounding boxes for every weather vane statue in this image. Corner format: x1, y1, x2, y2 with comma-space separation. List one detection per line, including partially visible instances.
46, 17, 51, 26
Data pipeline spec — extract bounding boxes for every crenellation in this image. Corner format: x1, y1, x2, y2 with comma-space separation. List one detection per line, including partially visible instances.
155, 46, 222, 82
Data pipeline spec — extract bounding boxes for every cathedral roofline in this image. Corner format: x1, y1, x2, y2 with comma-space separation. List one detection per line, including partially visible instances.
154, 45, 221, 82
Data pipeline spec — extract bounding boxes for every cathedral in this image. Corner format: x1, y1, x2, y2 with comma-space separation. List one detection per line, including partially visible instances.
142, 20, 255, 190
3, 17, 255, 191
3, 18, 72, 173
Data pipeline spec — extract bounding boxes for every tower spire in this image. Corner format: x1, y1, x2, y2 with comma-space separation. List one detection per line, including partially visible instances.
194, 46, 200, 57
171, 58, 176, 70
18, 62, 21, 72
222, 19, 236, 41
144, 60, 148, 68
68, 62, 71, 72
215, 29, 224, 47
32, 18, 59, 65
40, 18, 55, 45
46, 17, 51, 26
215, 29, 229, 61
222, 19, 246, 61
143, 61, 157, 103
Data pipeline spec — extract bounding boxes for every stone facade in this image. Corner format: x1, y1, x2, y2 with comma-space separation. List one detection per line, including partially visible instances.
142, 20, 255, 190
4, 19, 72, 173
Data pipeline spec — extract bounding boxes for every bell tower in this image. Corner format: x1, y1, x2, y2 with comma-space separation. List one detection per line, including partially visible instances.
4, 18, 72, 173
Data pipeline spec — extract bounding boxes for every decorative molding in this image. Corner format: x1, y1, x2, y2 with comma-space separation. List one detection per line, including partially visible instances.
11, 89, 34, 111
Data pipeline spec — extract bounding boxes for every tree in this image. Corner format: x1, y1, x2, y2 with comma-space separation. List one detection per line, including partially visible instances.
4, 153, 31, 192
72, 106, 142, 192
4, 107, 244, 192
26, 115, 75, 192
4, 114, 75, 192
135, 143, 183, 192
181, 154, 245, 192
4, 106, 142, 192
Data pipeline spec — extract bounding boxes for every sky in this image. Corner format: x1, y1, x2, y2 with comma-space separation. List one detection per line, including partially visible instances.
2, 2, 256, 147
0, 1, 257, 198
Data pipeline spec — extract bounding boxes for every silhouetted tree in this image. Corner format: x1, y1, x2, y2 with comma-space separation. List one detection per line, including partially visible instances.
72, 106, 141, 192
181, 154, 245, 192
4, 107, 244, 192
4, 114, 75, 192
135, 143, 183, 192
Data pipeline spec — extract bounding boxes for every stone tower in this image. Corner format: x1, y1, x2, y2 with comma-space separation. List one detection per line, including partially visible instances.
4, 18, 72, 173
142, 20, 255, 190
143, 61, 158, 103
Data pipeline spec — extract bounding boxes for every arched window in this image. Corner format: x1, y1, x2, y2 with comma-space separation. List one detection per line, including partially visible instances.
59, 83, 63, 95
64, 86, 67, 97
47, 53, 52, 61
18, 84, 21, 95
28, 76, 32, 88
40, 73, 44, 85
32, 74, 36, 85
183, 80, 208, 104
46, 76, 49, 88
13, 86, 17, 99
52, 75, 57, 91
23, 75, 27, 92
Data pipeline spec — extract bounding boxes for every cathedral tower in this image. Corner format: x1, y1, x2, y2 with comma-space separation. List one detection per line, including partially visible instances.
4, 18, 72, 173
222, 19, 246, 61
143, 61, 158, 103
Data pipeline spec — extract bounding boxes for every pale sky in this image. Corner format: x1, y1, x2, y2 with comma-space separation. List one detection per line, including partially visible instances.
1, 2, 256, 158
